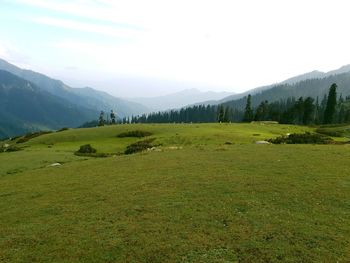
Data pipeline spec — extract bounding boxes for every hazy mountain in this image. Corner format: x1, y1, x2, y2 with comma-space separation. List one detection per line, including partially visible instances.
199, 64, 350, 105
0, 70, 96, 138
0, 58, 149, 117
280, 70, 325, 85
128, 88, 234, 111
70, 87, 149, 117
222, 71, 350, 110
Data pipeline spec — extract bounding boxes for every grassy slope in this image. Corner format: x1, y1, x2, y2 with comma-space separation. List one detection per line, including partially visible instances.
1, 124, 350, 262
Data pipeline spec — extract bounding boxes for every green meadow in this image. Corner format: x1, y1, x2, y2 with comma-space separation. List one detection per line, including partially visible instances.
1, 123, 350, 262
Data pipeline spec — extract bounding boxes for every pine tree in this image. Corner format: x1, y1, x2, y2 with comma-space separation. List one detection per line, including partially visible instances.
323, 83, 337, 124
243, 94, 253, 122
217, 105, 225, 123
98, 111, 105, 126
223, 106, 230, 122
302, 97, 315, 125
110, 110, 116, 124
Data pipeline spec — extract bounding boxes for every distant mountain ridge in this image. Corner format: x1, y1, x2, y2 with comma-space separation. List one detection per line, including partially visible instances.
0, 58, 152, 138
0, 58, 149, 118
197, 64, 350, 106
221, 71, 350, 111
0, 70, 96, 138
128, 88, 234, 111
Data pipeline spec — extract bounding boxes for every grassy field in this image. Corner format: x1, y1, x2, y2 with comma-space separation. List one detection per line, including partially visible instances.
1, 123, 350, 262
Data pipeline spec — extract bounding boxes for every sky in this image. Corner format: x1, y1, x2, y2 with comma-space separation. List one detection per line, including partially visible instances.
1, 0, 350, 97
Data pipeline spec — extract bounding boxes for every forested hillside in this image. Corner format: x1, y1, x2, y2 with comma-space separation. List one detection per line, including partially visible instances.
0, 70, 96, 138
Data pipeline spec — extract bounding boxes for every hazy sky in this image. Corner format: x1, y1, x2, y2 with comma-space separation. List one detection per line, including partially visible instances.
1, 0, 350, 97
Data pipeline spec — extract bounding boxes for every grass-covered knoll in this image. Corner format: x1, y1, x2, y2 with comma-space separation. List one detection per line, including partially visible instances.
1, 123, 350, 262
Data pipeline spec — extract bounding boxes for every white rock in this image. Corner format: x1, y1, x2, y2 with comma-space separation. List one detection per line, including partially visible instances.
255, 141, 270, 144
48, 163, 61, 167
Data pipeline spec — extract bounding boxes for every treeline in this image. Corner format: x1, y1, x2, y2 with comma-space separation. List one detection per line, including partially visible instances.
81, 83, 349, 127
242, 83, 350, 125
129, 83, 350, 125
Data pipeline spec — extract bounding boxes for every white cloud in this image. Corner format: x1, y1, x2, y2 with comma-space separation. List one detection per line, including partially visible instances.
0, 41, 31, 67
9, 0, 350, 93
32, 17, 144, 39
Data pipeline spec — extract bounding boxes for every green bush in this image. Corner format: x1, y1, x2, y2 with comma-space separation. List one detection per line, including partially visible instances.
125, 138, 155, 154
74, 144, 109, 157
268, 132, 333, 144
117, 130, 153, 138
10, 136, 21, 141
0, 145, 22, 153
76, 144, 97, 154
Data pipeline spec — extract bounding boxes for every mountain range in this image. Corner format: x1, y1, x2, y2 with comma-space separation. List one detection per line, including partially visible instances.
0, 58, 151, 138
0, 70, 97, 138
0, 58, 149, 117
199, 65, 350, 107
1, 57, 350, 139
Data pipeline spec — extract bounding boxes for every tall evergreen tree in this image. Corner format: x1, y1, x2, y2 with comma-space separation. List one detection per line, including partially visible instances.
217, 105, 225, 122
323, 83, 337, 124
302, 97, 315, 125
223, 106, 230, 122
98, 111, 105, 126
110, 110, 116, 124
243, 94, 253, 122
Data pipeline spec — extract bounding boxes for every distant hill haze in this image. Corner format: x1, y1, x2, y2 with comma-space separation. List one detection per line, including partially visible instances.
0, 70, 97, 138
128, 89, 234, 111
0, 58, 149, 118
2, 56, 350, 139
0, 58, 151, 138
195, 65, 350, 107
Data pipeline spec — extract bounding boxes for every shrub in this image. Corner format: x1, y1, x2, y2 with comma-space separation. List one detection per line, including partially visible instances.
10, 136, 21, 141
6, 146, 22, 152
125, 138, 155, 154
76, 144, 97, 154
0, 144, 22, 153
268, 132, 333, 144
117, 130, 153, 138
74, 144, 109, 157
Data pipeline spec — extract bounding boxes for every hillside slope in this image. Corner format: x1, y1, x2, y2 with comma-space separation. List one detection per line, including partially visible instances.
201, 65, 350, 106
222, 72, 350, 109
0, 58, 149, 117
0, 70, 96, 138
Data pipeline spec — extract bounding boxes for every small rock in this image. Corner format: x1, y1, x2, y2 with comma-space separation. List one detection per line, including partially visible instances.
48, 163, 61, 167
255, 140, 270, 144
